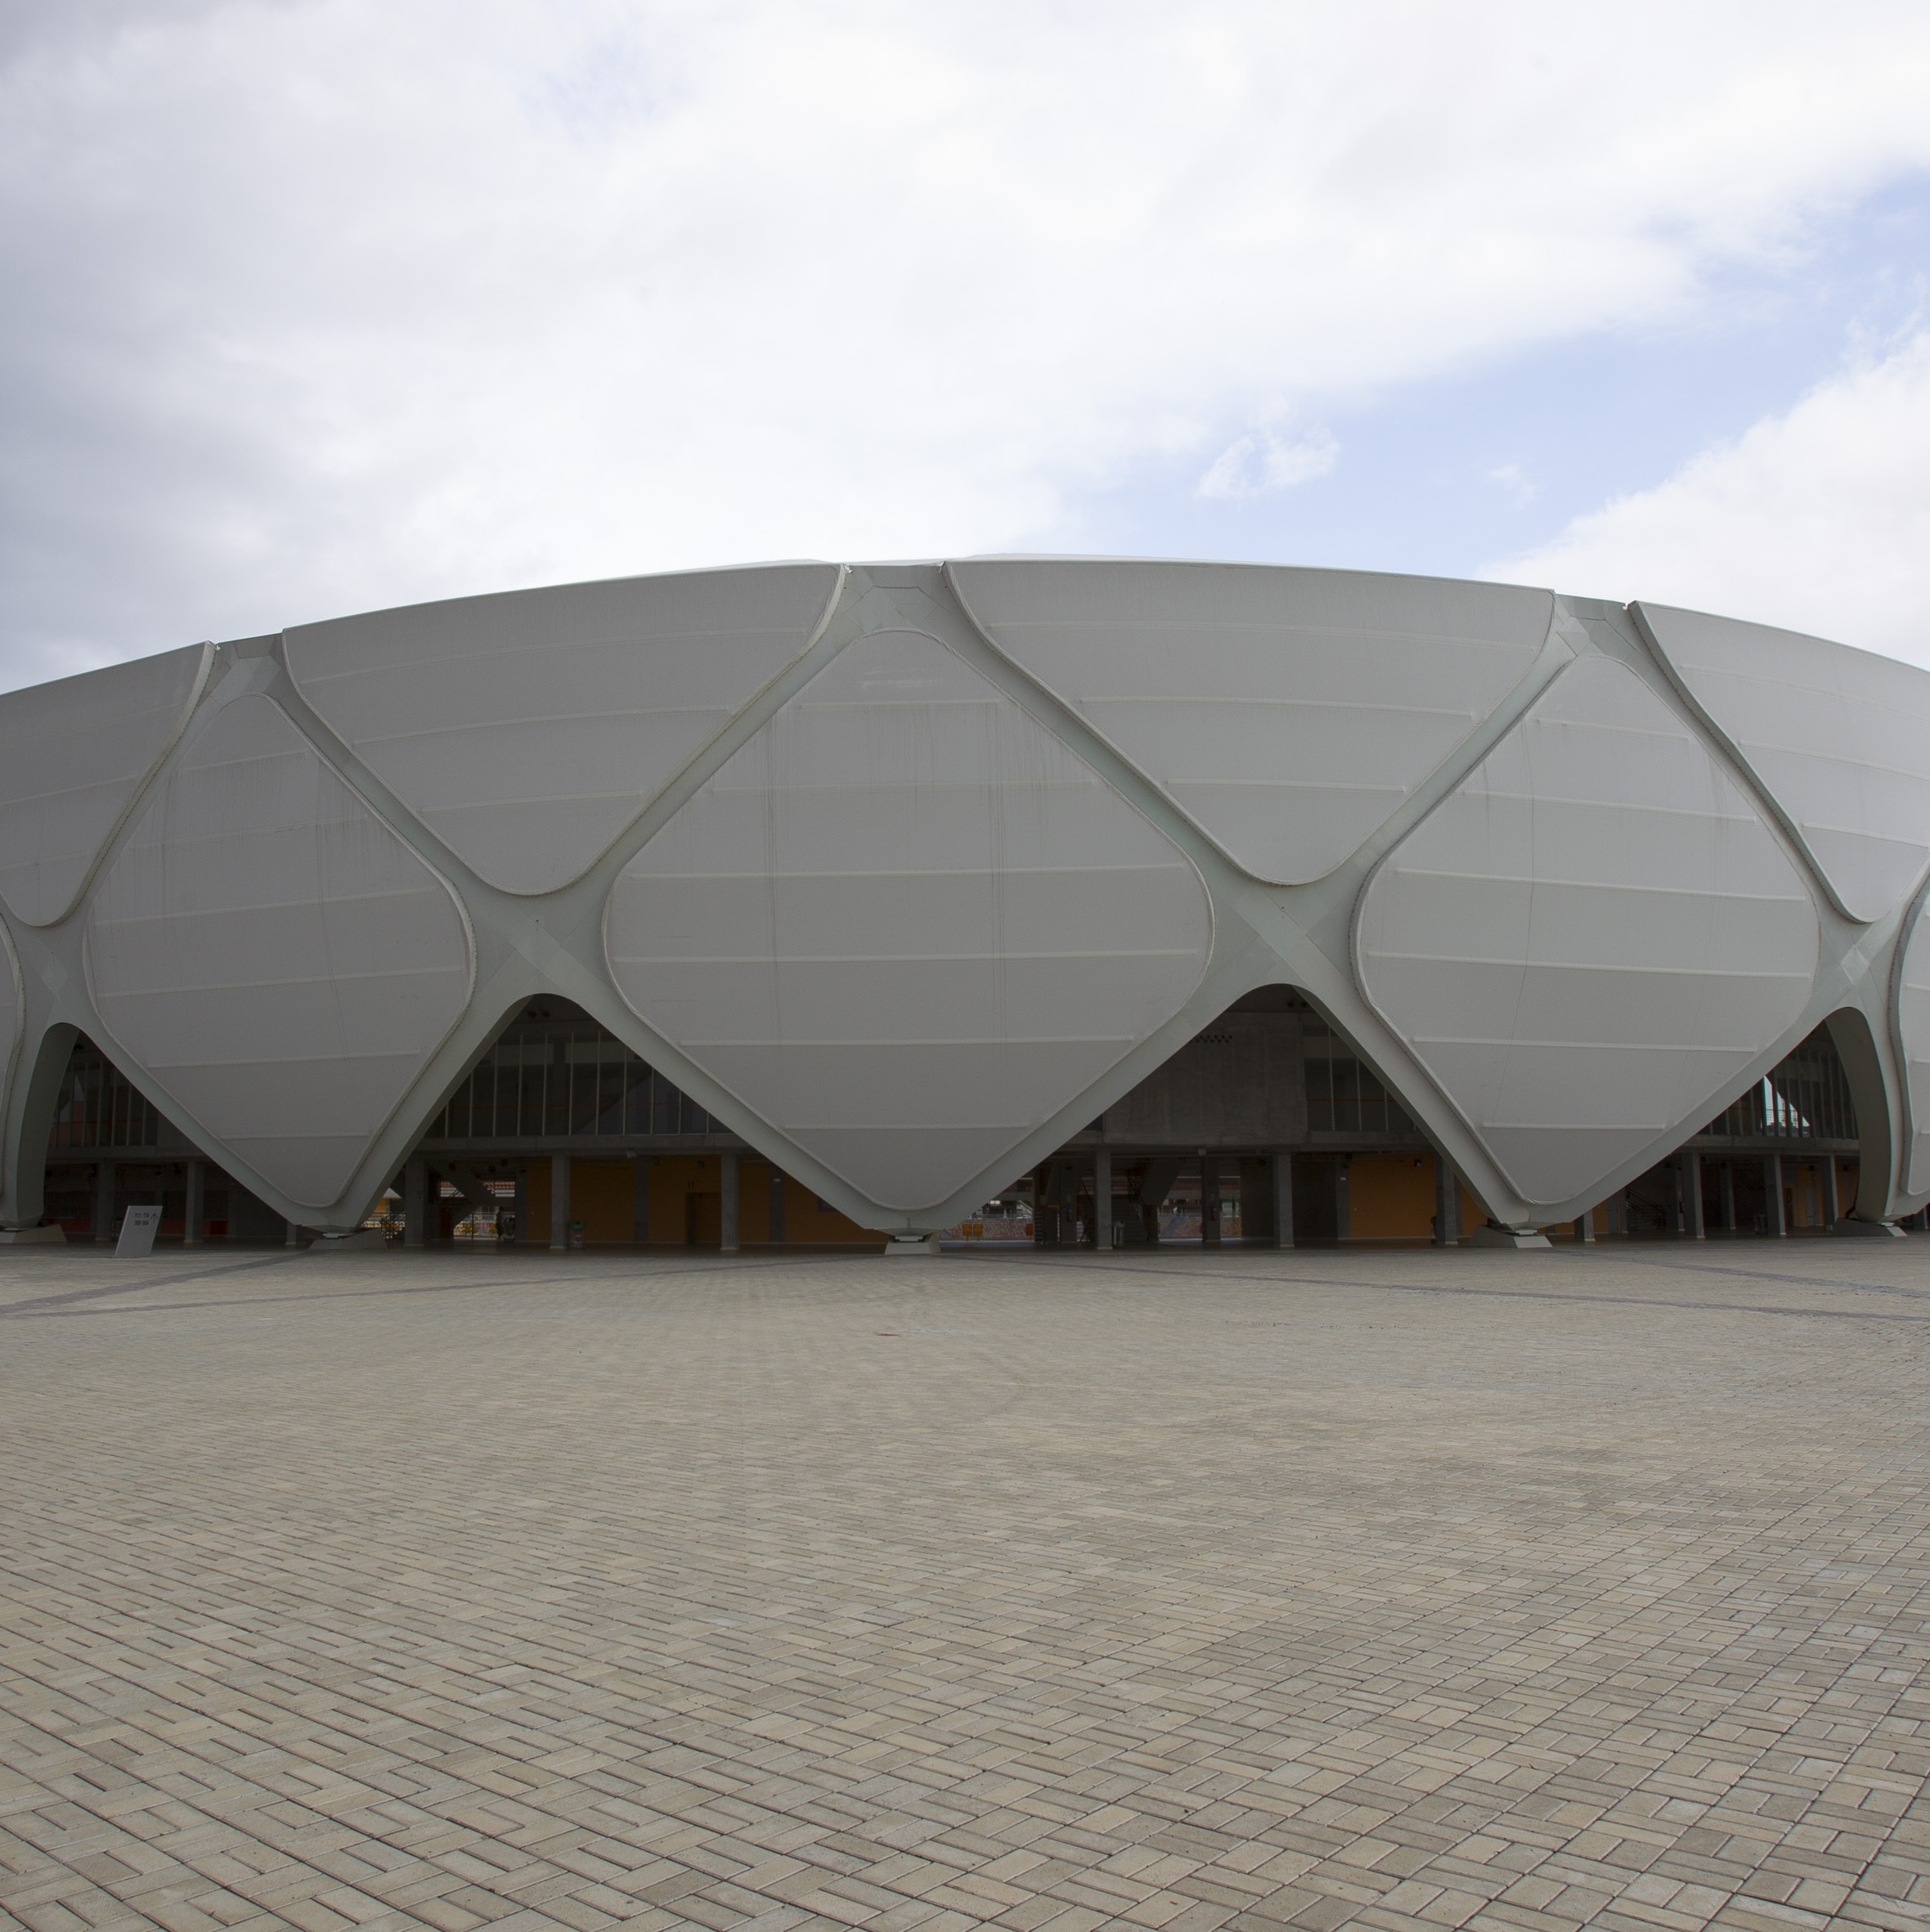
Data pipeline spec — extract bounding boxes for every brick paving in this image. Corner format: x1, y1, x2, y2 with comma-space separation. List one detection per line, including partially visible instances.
3, 1239, 1930, 1932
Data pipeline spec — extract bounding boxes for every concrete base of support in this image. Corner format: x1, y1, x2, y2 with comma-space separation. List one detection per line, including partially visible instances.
882, 1232, 943, 1257
1470, 1224, 1554, 1250
308, 1229, 388, 1252
1834, 1216, 1907, 1238
0, 1224, 65, 1244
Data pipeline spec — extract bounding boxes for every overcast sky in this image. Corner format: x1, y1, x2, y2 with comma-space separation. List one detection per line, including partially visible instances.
4, 0, 1930, 690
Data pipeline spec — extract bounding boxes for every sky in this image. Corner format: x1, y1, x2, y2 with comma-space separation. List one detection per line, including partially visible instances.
3, 0, 1930, 691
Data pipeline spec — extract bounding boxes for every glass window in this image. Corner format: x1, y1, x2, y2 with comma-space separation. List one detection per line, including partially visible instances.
1700, 1026, 1859, 1142
1302, 1018, 1410, 1138
47, 1038, 164, 1150
422, 1002, 716, 1140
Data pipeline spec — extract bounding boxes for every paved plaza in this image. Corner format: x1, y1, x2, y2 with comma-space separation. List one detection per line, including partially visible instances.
3, 1242, 1930, 1932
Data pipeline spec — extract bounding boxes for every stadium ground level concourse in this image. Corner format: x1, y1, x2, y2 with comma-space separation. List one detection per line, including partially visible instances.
35, 987, 1914, 1251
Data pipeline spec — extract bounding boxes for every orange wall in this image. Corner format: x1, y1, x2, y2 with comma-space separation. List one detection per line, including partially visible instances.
636, 1157, 873, 1245
1568, 1157, 1859, 1237
649, 1157, 712, 1242
1787, 1157, 1858, 1229
1348, 1154, 1483, 1241
1347, 1154, 1436, 1238
781, 1175, 872, 1244
523, 1158, 640, 1242
572, 1161, 635, 1242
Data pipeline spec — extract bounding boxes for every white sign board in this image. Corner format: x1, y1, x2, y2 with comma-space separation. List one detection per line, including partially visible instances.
115, 1204, 163, 1257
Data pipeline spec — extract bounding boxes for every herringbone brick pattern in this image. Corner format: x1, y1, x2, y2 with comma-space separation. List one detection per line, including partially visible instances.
2, 1240, 1929, 1931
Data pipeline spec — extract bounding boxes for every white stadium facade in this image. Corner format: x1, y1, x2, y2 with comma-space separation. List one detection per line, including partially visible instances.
2, 556, 1928, 1251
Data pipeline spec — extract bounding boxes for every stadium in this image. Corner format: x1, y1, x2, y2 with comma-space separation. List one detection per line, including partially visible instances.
2, 555, 1928, 1251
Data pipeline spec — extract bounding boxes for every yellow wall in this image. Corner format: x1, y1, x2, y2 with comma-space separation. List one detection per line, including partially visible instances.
649, 1157, 711, 1243
1331, 1154, 1486, 1241
517, 1159, 629, 1242
518, 1150, 1867, 1247
572, 1161, 635, 1242
1347, 1154, 1436, 1239
781, 1175, 872, 1244
1788, 1157, 1858, 1229
633, 1157, 873, 1246
1789, 1160, 1813, 1230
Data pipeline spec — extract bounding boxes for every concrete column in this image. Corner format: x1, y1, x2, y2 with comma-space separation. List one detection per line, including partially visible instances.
1764, 1151, 1787, 1236
1720, 1161, 1736, 1233
285, 1219, 301, 1247
1607, 1192, 1625, 1237
1336, 1159, 1351, 1242
720, 1151, 739, 1252
550, 1152, 570, 1251
632, 1157, 651, 1244
1201, 1156, 1220, 1247
1573, 1208, 1594, 1242
1273, 1152, 1295, 1249
182, 1159, 204, 1247
768, 1165, 787, 1245
1433, 1153, 1461, 1246
1093, 1147, 1112, 1251
512, 1165, 528, 1246
1822, 1156, 1841, 1229
1682, 1152, 1706, 1239
92, 1158, 116, 1242
402, 1156, 426, 1248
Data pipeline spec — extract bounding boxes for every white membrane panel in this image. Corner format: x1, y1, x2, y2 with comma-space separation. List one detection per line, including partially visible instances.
285, 564, 843, 896
0, 918, 18, 1172
949, 558, 1555, 883
85, 695, 473, 1208
1638, 602, 1930, 923
606, 629, 1212, 1213
0, 642, 211, 926
1358, 657, 1819, 1207
1896, 896, 1930, 1197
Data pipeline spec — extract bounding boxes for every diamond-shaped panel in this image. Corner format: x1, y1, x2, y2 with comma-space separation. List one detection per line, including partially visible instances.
1637, 601, 1930, 923
950, 558, 1555, 884
0, 642, 212, 926
84, 694, 474, 1209
605, 628, 1213, 1214
1358, 657, 1819, 1207
1895, 893, 1930, 1197
0, 917, 18, 1179
285, 564, 843, 895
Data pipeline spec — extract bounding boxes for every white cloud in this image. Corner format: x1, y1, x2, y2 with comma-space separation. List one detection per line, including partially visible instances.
2, 2, 1930, 684
1491, 332, 1930, 665
1487, 462, 1537, 504
1196, 426, 1339, 499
